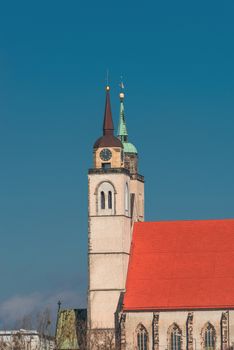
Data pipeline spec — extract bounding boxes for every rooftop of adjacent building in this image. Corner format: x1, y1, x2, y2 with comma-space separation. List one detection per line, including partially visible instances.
0, 330, 39, 335
0, 330, 55, 342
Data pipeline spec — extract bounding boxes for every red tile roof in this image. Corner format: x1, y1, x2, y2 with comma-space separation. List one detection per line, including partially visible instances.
123, 219, 234, 311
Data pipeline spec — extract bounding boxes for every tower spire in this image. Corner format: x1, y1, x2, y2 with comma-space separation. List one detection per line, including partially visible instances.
103, 86, 114, 136
117, 82, 128, 142
93, 84, 122, 150
117, 80, 138, 160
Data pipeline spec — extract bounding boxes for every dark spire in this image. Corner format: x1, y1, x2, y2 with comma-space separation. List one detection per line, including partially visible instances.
103, 86, 114, 136
93, 85, 123, 149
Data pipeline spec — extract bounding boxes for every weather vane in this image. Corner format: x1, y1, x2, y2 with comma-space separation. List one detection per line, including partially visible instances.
106, 69, 109, 87
119, 75, 124, 91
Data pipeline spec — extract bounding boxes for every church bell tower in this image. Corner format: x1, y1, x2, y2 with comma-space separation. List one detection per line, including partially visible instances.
87, 85, 144, 339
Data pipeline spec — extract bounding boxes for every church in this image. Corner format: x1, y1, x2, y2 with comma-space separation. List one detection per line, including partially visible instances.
87, 85, 234, 350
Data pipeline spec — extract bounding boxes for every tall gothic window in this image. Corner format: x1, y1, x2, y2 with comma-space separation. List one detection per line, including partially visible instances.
203, 323, 215, 350
169, 324, 182, 350
101, 191, 105, 209
108, 191, 112, 209
136, 324, 148, 350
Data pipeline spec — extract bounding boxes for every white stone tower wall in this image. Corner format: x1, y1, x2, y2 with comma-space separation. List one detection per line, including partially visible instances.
88, 171, 144, 331
130, 178, 145, 222
88, 171, 132, 330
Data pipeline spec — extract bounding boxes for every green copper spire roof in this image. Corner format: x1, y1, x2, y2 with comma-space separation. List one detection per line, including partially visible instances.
117, 88, 137, 154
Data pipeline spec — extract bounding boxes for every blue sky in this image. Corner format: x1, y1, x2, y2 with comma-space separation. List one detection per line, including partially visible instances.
0, 0, 234, 328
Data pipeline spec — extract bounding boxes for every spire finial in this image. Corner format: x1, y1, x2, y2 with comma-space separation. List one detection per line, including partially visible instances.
119, 75, 125, 100
106, 69, 110, 91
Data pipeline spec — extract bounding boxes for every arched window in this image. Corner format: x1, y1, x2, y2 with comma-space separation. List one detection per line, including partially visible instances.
125, 183, 129, 212
136, 324, 148, 350
168, 324, 182, 350
203, 323, 215, 350
96, 181, 116, 215
101, 191, 105, 209
108, 191, 112, 209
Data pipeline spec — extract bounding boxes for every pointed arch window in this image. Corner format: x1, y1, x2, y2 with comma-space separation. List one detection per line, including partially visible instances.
108, 191, 112, 209
169, 324, 182, 350
203, 323, 215, 350
136, 324, 148, 350
101, 191, 105, 209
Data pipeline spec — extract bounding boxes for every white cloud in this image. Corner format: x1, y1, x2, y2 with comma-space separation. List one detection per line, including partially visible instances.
0, 290, 86, 330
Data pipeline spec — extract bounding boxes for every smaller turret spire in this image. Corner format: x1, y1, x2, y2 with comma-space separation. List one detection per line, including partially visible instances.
117, 84, 128, 143
103, 86, 114, 136
117, 81, 138, 156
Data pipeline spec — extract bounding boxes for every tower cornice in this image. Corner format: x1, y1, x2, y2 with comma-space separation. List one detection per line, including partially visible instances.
88, 167, 144, 182
88, 167, 130, 176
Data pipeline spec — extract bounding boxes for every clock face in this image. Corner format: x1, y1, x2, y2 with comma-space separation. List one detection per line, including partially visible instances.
100, 148, 112, 161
